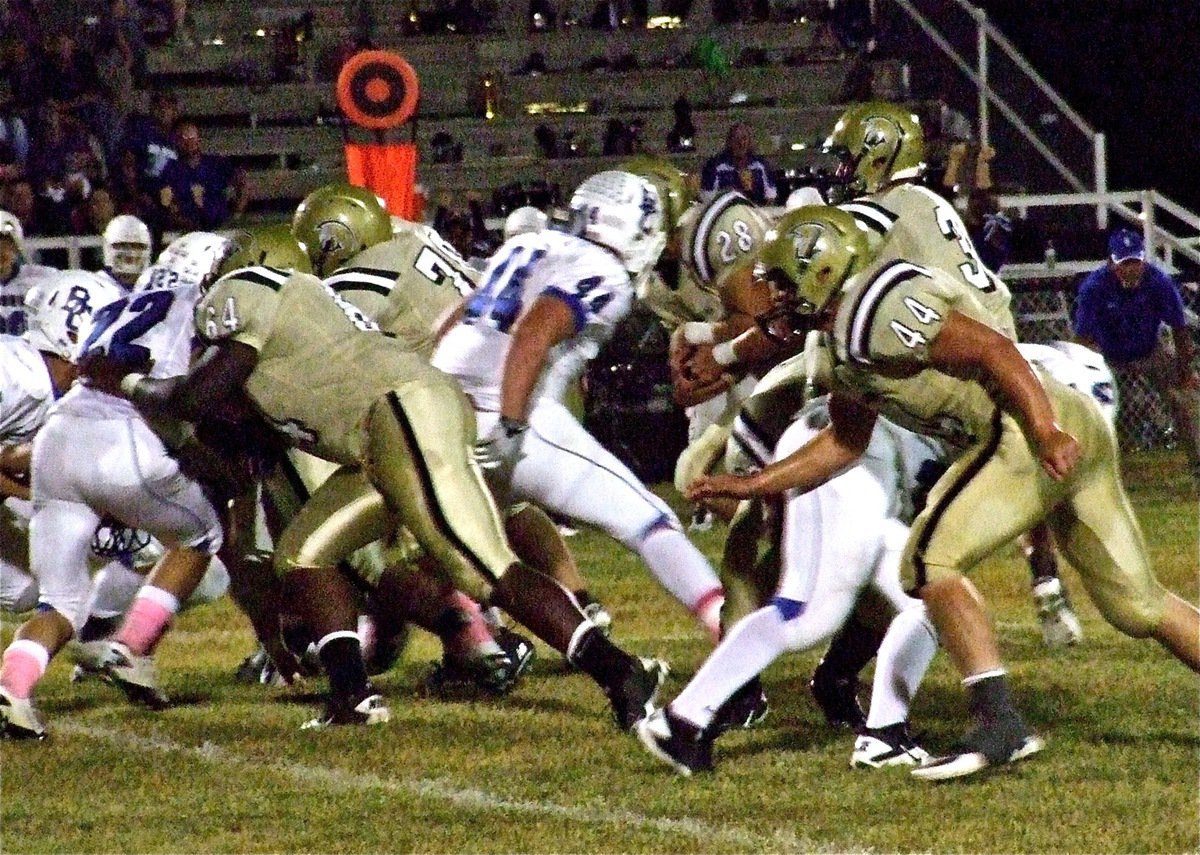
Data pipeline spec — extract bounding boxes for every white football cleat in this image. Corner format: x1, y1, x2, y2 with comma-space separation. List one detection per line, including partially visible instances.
1032, 577, 1083, 648
0, 685, 47, 740
850, 722, 930, 768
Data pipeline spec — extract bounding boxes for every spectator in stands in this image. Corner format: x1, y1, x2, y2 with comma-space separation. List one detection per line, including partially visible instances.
26, 102, 104, 235
0, 178, 36, 237
1073, 228, 1200, 482
699, 121, 778, 205
964, 187, 1014, 272
158, 120, 249, 230
38, 32, 123, 169
0, 35, 45, 121
0, 100, 29, 183
118, 89, 180, 228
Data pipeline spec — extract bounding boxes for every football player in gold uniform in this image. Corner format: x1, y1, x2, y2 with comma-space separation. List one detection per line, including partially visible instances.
85, 226, 668, 731
686, 206, 1199, 780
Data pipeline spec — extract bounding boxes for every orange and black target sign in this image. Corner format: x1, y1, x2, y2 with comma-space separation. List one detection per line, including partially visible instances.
336, 50, 420, 130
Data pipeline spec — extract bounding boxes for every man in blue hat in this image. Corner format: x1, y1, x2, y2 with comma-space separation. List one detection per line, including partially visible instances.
1073, 228, 1199, 481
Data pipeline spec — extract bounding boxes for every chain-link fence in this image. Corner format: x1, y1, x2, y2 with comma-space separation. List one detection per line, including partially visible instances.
1009, 277, 1200, 452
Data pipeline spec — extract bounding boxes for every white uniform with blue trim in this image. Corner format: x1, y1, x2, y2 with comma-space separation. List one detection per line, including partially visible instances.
432, 229, 724, 628
29, 259, 224, 628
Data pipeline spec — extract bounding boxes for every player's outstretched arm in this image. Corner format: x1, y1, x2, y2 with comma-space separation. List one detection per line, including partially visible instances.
686, 392, 873, 501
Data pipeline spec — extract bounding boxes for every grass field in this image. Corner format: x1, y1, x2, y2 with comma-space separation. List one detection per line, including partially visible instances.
3, 450, 1198, 854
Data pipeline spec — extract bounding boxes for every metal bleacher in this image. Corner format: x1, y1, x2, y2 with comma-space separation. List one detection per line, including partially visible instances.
141, 3, 908, 216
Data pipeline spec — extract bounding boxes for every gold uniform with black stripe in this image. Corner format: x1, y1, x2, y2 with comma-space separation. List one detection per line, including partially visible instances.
735, 181, 1019, 461
324, 224, 478, 360
196, 265, 518, 601
818, 257, 1167, 638
268, 226, 481, 585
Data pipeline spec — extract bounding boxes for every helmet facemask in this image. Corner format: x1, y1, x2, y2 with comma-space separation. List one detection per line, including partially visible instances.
755, 207, 870, 344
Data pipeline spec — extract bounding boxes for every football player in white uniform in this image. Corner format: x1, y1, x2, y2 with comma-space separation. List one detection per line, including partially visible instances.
0, 236, 232, 739
98, 214, 153, 290
637, 387, 944, 774
1, 209, 59, 337
431, 171, 728, 641
1, 275, 226, 669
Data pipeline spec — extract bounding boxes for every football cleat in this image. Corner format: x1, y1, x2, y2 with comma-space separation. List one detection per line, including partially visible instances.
710, 676, 769, 735
606, 656, 668, 730
68, 639, 113, 684
100, 642, 170, 710
1032, 577, 1083, 648
635, 707, 714, 776
424, 629, 535, 699
809, 667, 866, 731
301, 691, 390, 730
0, 686, 47, 740
851, 722, 930, 768
912, 727, 1045, 782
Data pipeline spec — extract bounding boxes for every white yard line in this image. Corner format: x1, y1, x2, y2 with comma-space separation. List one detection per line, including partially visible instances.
58, 722, 863, 854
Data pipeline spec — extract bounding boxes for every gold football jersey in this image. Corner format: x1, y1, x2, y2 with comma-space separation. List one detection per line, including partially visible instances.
839, 183, 1016, 340
825, 259, 1028, 450
324, 224, 478, 359
196, 265, 438, 465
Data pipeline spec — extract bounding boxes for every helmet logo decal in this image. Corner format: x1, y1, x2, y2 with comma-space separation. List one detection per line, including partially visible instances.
63, 285, 95, 341
316, 220, 355, 256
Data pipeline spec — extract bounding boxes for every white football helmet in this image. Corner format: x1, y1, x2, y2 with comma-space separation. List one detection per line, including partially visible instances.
569, 171, 666, 276
142, 231, 234, 293
503, 206, 548, 241
1, 208, 26, 258
102, 215, 153, 285
23, 270, 123, 361
1019, 340, 1118, 425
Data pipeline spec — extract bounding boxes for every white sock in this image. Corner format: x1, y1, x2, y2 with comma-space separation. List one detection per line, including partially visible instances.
638, 527, 723, 618
670, 605, 789, 730
866, 607, 938, 729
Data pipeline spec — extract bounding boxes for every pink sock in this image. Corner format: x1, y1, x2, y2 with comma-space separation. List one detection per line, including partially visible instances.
1, 640, 50, 699
692, 587, 726, 643
445, 591, 498, 658
116, 590, 178, 656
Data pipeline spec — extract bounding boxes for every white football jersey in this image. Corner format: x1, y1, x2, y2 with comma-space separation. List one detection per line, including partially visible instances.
1018, 341, 1118, 424
0, 335, 54, 444
0, 262, 59, 337
431, 230, 633, 409
62, 266, 203, 419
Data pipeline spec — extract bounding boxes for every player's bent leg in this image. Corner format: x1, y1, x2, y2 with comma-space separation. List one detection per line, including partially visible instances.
366, 386, 514, 602
504, 401, 725, 637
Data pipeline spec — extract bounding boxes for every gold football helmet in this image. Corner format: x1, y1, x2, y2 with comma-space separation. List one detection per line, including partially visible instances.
292, 183, 392, 276
222, 223, 315, 275
824, 101, 926, 201
757, 205, 872, 340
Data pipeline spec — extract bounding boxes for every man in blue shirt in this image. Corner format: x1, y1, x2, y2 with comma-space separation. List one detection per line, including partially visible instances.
699, 122, 778, 206
1073, 228, 1199, 480
158, 121, 249, 231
